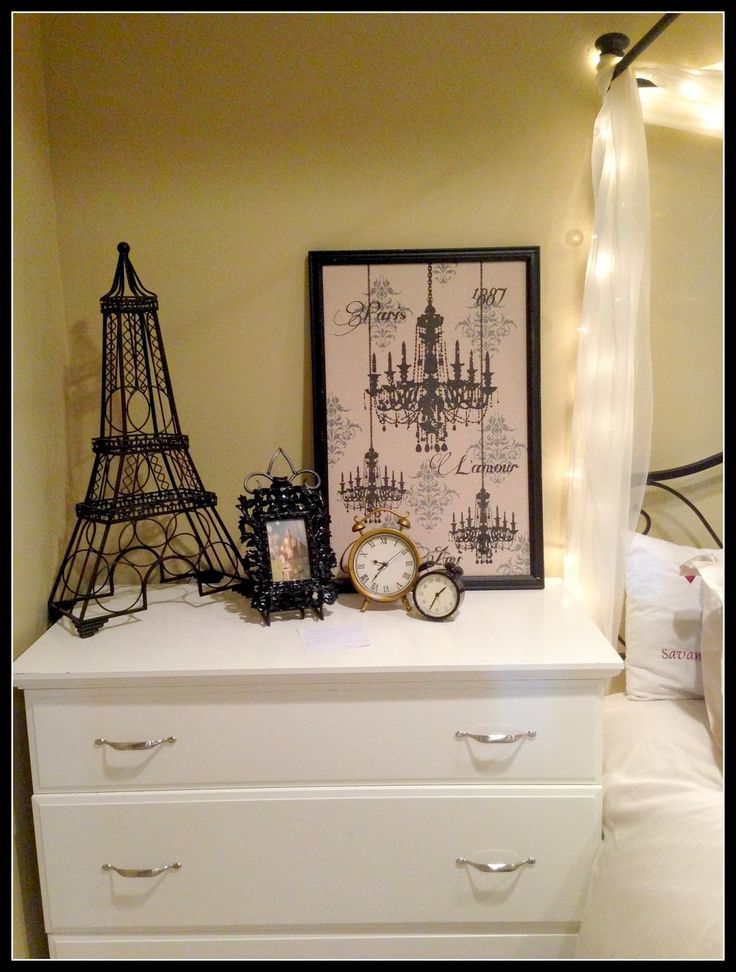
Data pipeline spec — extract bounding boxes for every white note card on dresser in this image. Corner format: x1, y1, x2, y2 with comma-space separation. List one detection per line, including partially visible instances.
297, 624, 371, 652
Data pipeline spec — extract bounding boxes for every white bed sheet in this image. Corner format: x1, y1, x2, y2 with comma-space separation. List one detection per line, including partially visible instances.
575, 693, 723, 960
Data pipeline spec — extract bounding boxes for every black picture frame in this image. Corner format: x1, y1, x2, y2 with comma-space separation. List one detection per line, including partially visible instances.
308, 247, 544, 592
237, 450, 338, 625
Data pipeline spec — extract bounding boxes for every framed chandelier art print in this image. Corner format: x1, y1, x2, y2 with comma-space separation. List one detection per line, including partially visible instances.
309, 247, 544, 592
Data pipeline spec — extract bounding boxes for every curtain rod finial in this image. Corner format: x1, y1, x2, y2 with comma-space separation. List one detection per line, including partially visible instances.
595, 33, 630, 57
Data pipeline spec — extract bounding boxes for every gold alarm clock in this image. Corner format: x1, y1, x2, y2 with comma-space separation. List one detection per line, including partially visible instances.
346, 508, 422, 612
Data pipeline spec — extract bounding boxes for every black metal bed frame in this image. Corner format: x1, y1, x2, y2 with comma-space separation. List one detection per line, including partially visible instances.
640, 452, 723, 548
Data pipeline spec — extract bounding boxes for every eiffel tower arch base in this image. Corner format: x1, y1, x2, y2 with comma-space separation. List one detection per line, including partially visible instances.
49, 505, 245, 637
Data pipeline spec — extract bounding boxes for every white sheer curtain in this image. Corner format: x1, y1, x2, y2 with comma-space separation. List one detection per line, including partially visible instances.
564, 55, 652, 645
636, 62, 723, 139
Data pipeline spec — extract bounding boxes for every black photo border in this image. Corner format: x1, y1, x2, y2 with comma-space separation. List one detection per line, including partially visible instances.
237, 471, 338, 624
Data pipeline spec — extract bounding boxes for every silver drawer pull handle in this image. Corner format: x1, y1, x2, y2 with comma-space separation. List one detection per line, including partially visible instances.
95, 736, 176, 751
457, 856, 535, 873
455, 730, 536, 744
103, 862, 182, 878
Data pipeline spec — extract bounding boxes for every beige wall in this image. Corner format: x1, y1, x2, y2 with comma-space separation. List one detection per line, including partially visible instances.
12, 11, 723, 957
13, 14, 69, 658
12, 13, 66, 959
36, 11, 596, 576
647, 124, 723, 545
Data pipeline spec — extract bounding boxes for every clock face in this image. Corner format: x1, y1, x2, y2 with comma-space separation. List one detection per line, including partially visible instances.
349, 530, 419, 601
413, 570, 462, 620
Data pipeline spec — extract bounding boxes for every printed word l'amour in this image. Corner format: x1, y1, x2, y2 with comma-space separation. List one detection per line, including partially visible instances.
430, 452, 519, 477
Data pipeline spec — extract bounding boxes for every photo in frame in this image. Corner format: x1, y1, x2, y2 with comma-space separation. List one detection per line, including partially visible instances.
237, 449, 338, 624
266, 519, 312, 582
308, 248, 544, 591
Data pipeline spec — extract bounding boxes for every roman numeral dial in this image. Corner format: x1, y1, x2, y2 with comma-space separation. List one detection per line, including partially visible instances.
346, 517, 421, 610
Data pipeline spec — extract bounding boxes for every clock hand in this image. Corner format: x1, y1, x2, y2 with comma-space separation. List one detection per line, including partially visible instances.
430, 586, 447, 608
372, 564, 387, 582
371, 548, 410, 582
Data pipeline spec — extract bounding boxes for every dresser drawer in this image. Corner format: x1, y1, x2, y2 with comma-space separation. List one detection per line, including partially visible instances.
34, 785, 601, 931
25, 682, 601, 790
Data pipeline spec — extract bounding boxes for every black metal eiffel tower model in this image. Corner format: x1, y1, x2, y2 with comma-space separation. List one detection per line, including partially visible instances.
49, 242, 245, 637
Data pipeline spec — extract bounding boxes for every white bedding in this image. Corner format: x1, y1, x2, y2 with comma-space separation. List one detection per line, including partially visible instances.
575, 693, 723, 960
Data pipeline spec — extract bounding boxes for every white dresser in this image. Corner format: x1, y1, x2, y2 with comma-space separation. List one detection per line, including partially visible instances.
14, 579, 622, 960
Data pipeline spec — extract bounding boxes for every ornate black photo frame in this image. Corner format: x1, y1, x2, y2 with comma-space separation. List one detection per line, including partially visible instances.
237, 450, 337, 625
309, 248, 544, 592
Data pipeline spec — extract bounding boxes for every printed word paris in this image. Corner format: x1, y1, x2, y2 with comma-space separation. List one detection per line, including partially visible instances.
334, 299, 408, 334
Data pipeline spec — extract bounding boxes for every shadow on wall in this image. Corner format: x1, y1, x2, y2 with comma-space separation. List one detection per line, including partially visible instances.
61, 318, 101, 554
13, 691, 49, 959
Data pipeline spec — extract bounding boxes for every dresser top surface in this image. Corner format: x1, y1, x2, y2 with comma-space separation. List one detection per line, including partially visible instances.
13, 579, 623, 688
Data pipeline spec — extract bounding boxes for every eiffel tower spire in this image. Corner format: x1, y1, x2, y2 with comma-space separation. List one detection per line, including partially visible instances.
49, 242, 244, 636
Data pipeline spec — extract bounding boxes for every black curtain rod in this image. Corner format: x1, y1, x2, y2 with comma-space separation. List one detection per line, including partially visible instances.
612, 13, 681, 81
596, 13, 681, 84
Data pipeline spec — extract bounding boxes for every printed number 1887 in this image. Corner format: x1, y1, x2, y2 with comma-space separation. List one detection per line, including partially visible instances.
473, 287, 506, 307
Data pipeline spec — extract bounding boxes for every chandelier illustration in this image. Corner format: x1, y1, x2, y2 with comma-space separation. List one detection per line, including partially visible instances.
450, 487, 518, 564
338, 445, 406, 515
449, 263, 518, 564
338, 264, 406, 521
370, 263, 496, 453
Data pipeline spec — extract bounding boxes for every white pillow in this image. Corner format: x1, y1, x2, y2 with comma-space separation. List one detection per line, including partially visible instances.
681, 555, 724, 750
624, 533, 723, 701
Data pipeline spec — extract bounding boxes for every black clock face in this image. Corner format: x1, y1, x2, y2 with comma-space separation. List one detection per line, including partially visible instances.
413, 570, 462, 620
350, 531, 419, 601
